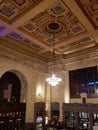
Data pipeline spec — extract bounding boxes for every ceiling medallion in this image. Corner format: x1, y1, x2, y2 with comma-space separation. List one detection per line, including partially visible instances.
44, 21, 63, 34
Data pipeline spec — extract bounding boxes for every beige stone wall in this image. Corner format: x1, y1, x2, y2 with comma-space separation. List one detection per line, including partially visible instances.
0, 47, 98, 123
0, 55, 65, 122
0, 56, 40, 122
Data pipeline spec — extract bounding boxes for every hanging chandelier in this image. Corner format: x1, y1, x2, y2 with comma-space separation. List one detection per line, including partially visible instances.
46, 74, 62, 86
46, 22, 62, 86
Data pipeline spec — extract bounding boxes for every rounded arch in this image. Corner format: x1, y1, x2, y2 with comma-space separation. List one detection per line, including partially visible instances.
9, 70, 28, 103
0, 70, 27, 103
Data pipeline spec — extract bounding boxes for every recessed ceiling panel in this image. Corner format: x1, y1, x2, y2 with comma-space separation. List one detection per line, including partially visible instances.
57, 36, 95, 52
75, 0, 98, 29
0, 25, 6, 36
19, 0, 86, 47
7, 31, 42, 50
0, 0, 42, 23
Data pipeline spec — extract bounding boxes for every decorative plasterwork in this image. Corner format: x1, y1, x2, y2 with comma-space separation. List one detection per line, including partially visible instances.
57, 36, 95, 53
0, 0, 42, 23
7, 31, 42, 50
75, 0, 98, 29
19, 0, 86, 47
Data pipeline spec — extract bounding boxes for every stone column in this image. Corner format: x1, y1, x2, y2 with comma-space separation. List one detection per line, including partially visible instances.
45, 83, 51, 120
64, 70, 70, 103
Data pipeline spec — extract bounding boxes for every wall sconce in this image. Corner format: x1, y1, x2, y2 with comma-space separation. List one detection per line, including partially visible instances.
37, 88, 42, 96
38, 92, 42, 96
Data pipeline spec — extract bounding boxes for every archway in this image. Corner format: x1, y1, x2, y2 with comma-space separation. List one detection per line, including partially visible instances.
0, 70, 27, 103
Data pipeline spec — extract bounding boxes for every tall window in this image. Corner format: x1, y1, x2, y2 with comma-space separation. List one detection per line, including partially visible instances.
69, 66, 98, 98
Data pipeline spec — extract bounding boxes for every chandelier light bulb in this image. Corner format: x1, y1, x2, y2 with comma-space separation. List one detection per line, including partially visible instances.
46, 74, 62, 86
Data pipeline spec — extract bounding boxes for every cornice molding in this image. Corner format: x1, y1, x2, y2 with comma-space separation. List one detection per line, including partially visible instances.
64, 49, 98, 65
0, 44, 98, 73
0, 46, 47, 72
47, 46, 98, 72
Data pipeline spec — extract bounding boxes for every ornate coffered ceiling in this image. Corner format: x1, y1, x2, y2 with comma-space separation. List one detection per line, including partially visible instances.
0, 0, 98, 62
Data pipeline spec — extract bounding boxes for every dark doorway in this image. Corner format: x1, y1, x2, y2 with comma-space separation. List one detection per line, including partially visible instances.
0, 71, 21, 103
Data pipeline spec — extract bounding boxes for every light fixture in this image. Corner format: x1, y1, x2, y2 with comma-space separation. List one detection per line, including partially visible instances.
46, 22, 62, 86
37, 87, 42, 96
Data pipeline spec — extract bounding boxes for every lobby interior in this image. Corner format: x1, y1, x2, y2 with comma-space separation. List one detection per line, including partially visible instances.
0, 0, 98, 130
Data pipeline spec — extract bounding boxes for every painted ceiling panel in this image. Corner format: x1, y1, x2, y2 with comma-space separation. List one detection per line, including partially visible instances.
7, 31, 42, 50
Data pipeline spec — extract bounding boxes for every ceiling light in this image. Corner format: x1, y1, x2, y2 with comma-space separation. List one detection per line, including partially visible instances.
46, 22, 62, 86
